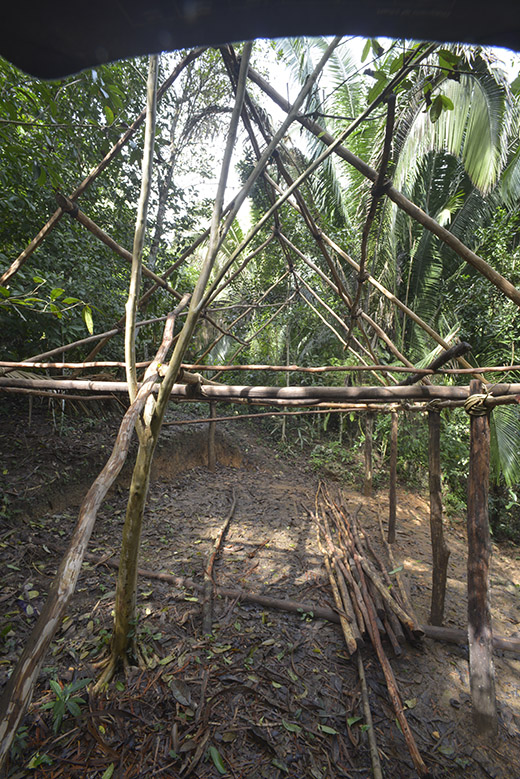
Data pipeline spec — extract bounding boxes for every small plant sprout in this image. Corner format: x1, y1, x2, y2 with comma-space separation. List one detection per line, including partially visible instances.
41, 677, 92, 733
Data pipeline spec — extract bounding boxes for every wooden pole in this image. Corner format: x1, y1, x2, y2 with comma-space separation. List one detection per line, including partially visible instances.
364, 412, 374, 497
388, 411, 398, 543
428, 410, 450, 625
466, 379, 498, 736
208, 402, 217, 472
54, 192, 178, 296
3, 378, 520, 402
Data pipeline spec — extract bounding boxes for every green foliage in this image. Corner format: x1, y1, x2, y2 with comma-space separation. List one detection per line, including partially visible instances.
10, 725, 29, 764
27, 752, 53, 769
40, 677, 91, 733
489, 483, 520, 543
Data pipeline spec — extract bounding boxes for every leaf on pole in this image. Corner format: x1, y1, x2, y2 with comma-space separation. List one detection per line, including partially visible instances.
82, 304, 94, 334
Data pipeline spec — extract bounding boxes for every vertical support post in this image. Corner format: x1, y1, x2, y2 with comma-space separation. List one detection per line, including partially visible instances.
364, 412, 374, 497
208, 401, 217, 472
466, 380, 497, 736
388, 411, 398, 543
428, 409, 450, 626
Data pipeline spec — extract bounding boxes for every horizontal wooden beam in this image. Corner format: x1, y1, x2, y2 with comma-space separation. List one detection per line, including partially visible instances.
2, 377, 520, 404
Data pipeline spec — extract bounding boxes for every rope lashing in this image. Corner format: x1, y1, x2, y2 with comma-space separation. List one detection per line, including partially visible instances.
464, 393, 490, 416
426, 398, 443, 412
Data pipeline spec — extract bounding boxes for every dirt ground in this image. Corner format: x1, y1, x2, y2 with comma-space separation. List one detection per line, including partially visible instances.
1, 399, 520, 778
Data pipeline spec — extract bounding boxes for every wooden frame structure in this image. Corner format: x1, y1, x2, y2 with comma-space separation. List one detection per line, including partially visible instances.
2, 40, 519, 762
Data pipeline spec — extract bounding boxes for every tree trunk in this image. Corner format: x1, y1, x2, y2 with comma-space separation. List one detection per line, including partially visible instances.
364, 412, 374, 497
98, 44, 256, 683
109, 433, 156, 664
428, 410, 450, 625
467, 379, 498, 736
388, 411, 398, 543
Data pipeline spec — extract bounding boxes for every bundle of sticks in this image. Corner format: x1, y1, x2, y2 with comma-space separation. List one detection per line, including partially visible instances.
314, 483, 429, 777
315, 483, 423, 655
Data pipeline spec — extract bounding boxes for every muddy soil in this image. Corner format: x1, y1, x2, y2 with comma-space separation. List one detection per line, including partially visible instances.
1, 399, 519, 778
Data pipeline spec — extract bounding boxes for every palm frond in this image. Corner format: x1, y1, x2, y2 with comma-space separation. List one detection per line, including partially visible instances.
394, 53, 511, 196
500, 143, 520, 207
490, 405, 520, 487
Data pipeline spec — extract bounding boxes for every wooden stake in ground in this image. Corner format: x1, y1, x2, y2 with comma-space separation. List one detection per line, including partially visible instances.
364, 411, 374, 497
428, 409, 450, 626
388, 411, 398, 543
466, 380, 498, 736
202, 488, 236, 634
208, 401, 217, 472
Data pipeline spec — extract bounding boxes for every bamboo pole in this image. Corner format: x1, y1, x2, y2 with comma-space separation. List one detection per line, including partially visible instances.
357, 653, 383, 779
466, 380, 498, 736
316, 506, 359, 656
352, 551, 429, 776
179, 363, 520, 376
377, 513, 422, 633
428, 410, 450, 626
126, 54, 158, 418
333, 497, 422, 636
388, 411, 398, 543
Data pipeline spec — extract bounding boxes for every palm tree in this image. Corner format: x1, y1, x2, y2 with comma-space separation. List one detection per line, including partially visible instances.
273, 36, 520, 510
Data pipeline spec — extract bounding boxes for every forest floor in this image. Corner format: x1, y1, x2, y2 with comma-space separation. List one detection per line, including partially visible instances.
1, 399, 520, 778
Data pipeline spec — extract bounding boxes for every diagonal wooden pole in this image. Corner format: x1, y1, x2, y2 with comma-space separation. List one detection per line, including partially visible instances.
246, 64, 520, 309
